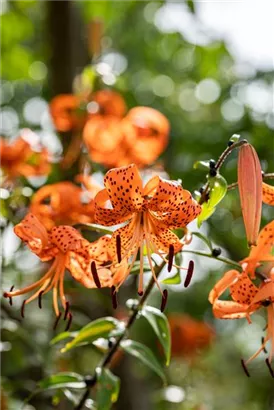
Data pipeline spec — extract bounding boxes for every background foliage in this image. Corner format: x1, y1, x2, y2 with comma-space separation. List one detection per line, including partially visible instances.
1, 1, 274, 409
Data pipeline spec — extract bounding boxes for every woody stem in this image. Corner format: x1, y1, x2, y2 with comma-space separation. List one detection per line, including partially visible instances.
75, 260, 166, 410
199, 139, 248, 205
181, 249, 242, 269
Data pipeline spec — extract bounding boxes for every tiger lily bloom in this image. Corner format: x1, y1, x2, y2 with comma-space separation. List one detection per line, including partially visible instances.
30, 180, 101, 230
94, 164, 201, 296
241, 220, 274, 279
0, 133, 50, 181
262, 182, 274, 206
3, 214, 115, 324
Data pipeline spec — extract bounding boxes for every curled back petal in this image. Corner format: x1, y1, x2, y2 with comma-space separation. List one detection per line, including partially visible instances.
49, 225, 88, 253
14, 213, 49, 257
147, 178, 201, 229
263, 182, 274, 206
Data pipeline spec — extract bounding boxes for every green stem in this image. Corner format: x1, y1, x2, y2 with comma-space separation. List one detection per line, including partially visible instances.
75, 260, 166, 410
181, 249, 242, 269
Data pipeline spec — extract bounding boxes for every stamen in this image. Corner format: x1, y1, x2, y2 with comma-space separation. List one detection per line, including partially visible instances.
38, 291, 44, 309
241, 359, 251, 377
91, 261, 101, 288
138, 290, 143, 296
21, 300, 26, 318
116, 235, 122, 263
184, 260, 194, 288
265, 358, 274, 377
65, 312, 73, 331
64, 301, 70, 321
111, 286, 118, 309
262, 337, 267, 353
168, 245, 174, 273
53, 312, 62, 330
160, 289, 168, 312
9, 285, 14, 306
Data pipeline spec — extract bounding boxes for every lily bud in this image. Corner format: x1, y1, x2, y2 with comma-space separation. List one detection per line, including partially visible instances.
238, 143, 262, 246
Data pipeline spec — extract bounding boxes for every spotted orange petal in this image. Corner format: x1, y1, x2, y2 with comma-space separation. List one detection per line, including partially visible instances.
230, 272, 259, 304
147, 177, 201, 229
14, 213, 50, 258
148, 227, 182, 254
49, 225, 89, 254
263, 182, 274, 206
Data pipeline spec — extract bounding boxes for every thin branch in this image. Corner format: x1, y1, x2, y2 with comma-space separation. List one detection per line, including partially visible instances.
228, 172, 274, 191
75, 260, 166, 410
199, 139, 248, 205
181, 249, 242, 269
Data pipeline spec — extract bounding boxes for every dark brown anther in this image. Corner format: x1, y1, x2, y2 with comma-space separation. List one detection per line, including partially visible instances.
265, 358, 274, 377
65, 312, 73, 331
64, 301, 70, 321
184, 260, 194, 288
21, 300, 26, 318
9, 285, 14, 306
116, 235, 122, 263
111, 286, 118, 309
168, 245, 174, 273
53, 312, 62, 330
262, 337, 267, 353
160, 289, 168, 312
240, 359, 251, 377
138, 290, 143, 297
91, 261, 101, 289
38, 291, 44, 309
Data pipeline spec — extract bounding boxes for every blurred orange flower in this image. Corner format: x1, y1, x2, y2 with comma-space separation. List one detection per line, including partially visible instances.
168, 314, 215, 358
0, 133, 50, 181
94, 164, 201, 295
30, 179, 101, 230
83, 106, 169, 168
3, 214, 115, 321
262, 182, 274, 206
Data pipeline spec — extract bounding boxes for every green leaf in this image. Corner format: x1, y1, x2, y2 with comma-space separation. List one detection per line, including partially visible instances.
191, 231, 213, 251
141, 306, 171, 365
207, 174, 227, 209
96, 368, 120, 410
193, 160, 210, 171
61, 317, 124, 353
197, 202, 215, 228
39, 372, 85, 390
50, 331, 77, 346
162, 270, 181, 285
121, 339, 166, 382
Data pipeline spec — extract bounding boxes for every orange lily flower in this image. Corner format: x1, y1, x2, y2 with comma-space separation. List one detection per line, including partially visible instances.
3, 214, 115, 323
168, 314, 215, 358
83, 107, 169, 169
91, 89, 126, 117
262, 182, 274, 206
30, 180, 101, 230
241, 220, 274, 279
94, 164, 201, 296
0, 134, 50, 181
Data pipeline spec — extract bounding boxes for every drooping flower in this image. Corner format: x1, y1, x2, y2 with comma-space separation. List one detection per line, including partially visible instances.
241, 220, 274, 279
94, 164, 201, 295
262, 182, 274, 206
0, 132, 50, 181
238, 143, 262, 246
30, 179, 101, 230
83, 107, 170, 169
3, 214, 115, 323
168, 314, 215, 358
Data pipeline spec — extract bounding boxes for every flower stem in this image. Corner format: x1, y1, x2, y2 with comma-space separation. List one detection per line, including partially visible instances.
227, 172, 274, 191
181, 249, 242, 269
199, 139, 248, 205
75, 260, 166, 410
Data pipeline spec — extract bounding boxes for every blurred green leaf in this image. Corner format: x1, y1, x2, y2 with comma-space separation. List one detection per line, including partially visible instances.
162, 270, 181, 285
141, 306, 171, 365
39, 372, 85, 390
95, 367, 120, 410
193, 160, 211, 171
50, 331, 77, 346
121, 339, 166, 382
208, 174, 227, 209
229, 134, 241, 144
61, 317, 124, 353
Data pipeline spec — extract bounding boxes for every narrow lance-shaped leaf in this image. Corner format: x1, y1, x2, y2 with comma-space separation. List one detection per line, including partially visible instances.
141, 306, 171, 365
39, 372, 86, 390
238, 143, 262, 246
121, 339, 166, 382
95, 368, 120, 410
